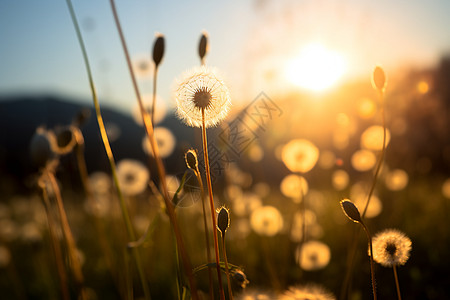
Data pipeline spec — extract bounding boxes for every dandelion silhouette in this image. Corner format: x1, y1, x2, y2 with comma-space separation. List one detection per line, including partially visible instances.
372, 229, 412, 300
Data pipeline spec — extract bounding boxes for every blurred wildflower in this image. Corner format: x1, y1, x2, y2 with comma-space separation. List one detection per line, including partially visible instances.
282, 139, 319, 173
235, 288, 275, 300
296, 240, 331, 271
351, 149, 376, 171
142, 126, 176, 158
88, 172, 112, 195
248, 143, 264, 162
279, 283, 336, 300
253, 182, 270, 198
385, 169, 409, 191
132, 94, 167, 126
331, 169, 349, 191
351, 182, 383, 218
105, 122, 121, 142
372, 229, 412, 267
53, 125, 82, 155
291, 210, 323, 242
357, 97, 377, 119
132, 54, 153, 79
250, 205, 283, 236
442, 178, 450, 198
21, 222, 42, 244
29, 127, 58, 169
174, 66, 231, 128
318, 150, 336, 169
360, 125, 391, 151
232, 192, 262, 217
0, 246, 11, 268
280, 174, 308, 202
116, 159, 150, 197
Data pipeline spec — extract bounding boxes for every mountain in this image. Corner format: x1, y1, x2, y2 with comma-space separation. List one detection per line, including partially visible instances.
0, 95, 196, 197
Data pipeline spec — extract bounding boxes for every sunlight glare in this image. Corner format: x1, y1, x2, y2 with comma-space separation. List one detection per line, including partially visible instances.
285, 43, 347, 92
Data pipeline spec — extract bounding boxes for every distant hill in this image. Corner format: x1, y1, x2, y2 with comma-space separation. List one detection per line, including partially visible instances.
0, 95, 197, 196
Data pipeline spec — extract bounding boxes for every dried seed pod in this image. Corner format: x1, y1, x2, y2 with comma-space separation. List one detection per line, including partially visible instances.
185, 149, 199, 172
217, 206, 230, 234
152, 34, 165, 68
198, 31, 209, 62
340, 199, 362, 223
372, 66, 386, 91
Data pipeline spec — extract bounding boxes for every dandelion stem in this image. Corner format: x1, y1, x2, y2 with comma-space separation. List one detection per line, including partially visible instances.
393, 265, 402, 300
193, 170, 215, 300
46, 170, 87, 300
108, 1, 198, 298
221, 232, 234, 300
39, 183, 70, 300
65, 1, 150, 298
201, 108, 226, 300
361, 222, 377, 300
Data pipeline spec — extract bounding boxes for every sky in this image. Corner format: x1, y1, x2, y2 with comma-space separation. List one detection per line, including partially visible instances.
1, 0, 449, 115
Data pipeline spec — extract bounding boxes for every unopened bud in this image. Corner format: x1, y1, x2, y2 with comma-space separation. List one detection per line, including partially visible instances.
152, 34, 165, 67
217, 206, 230, 234
198, 31, 209, 62
340, 199, 362, 223
185, 149, 199, 172
372, 66, 386, 91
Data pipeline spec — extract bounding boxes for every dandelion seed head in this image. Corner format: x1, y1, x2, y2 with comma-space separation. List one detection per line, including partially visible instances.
142, 127, 176, 158
250, 205, 283, 236
296, 240, 331, 271
279, 283, 336, 300
280, 174, 308, 201
361, 125, 391, 151
351, 149, 376, 171
174, 66, 231, 128
385, 169, 409, 191
372, 228, 412, 267
117, 159, 150, 197
282, 139, 319, 173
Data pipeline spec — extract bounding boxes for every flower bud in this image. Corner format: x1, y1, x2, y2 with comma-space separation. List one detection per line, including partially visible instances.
152, 34, 165, 67
372, 66, 386, 91
198, 31, 209, 62
184, 149, 199, 172
29, 127, 57, 169
340, 199, 362, 223
217, 206, 230, 234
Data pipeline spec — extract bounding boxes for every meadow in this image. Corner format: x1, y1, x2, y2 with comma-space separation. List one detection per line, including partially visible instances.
0, 1, 449, 300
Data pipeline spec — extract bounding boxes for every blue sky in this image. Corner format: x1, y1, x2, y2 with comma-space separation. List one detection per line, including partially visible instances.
1, 0, 449, 114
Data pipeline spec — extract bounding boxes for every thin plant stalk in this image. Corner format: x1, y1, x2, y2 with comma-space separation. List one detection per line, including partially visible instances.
393, 265, 402, 300
360, 222, 377, 300
192, 169, 214, 300
64, 1, 151, 298
362, 88, 386, 218
46, 170, 87, 300
221, 232, 234, 300
108, 1, 198, 298
40, 183, 70, 300
152, 67, 158, 127
201, 108, 226, 300
340, 88, 386, 300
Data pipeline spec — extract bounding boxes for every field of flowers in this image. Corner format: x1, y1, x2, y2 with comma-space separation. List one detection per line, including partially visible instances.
1, 1, 449, 300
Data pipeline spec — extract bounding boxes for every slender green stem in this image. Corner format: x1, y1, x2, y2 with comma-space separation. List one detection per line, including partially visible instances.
393, 265, 402, 300
40, 183, 70, 300
108, 1, 198, 298
361, 222, 377, 300
201, 108, 226, 300
221, 233, 234, 300
194, 170, 214, 300
64, 1, 150, 298
46, 171, 87, 300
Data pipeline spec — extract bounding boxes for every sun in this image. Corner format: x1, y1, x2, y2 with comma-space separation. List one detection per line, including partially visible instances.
285, 43, 347, 92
